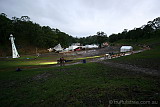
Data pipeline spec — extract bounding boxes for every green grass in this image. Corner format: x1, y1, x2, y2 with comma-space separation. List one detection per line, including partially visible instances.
0, 63, 159, 106
0, 37, 160, 106
110, 45, 160, 70
0, 55, 104, 71
0, 59, 44, 70
0, 54, 59, 69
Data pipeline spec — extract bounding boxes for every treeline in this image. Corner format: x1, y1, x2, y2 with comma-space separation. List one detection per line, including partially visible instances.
0, 13, 159, 56
0, 13, 109, 56
0, 13, 80, 56
76, 32, 108, 47
109, 17, 160, 43
0, 13, 108, 48
0, 13, 75, 49
76, 17, 160, 45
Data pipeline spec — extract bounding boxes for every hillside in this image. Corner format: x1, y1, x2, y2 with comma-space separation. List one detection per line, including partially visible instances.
109, 17, 160, 43
0, 13, 160, 57
0, 13, 76, 56
0, 40, 160, 106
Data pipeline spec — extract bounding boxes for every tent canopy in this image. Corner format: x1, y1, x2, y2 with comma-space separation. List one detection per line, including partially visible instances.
53, 44, 63, 52
85, 44, 98, 49
68, 46, 79, 51
120, 46, 133, 52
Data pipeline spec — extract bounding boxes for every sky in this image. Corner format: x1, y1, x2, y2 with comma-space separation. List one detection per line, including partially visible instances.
0, 0, 160, 37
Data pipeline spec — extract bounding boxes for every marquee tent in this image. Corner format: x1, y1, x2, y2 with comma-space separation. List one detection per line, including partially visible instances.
120, 46, 133, 52
53, 44, 63, 52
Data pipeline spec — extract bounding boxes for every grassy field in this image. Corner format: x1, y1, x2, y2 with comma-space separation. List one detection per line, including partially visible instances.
0, 39, 160, 106
0, 54, 103, 71
0, 62, 159, 106
109, 45, 160, 71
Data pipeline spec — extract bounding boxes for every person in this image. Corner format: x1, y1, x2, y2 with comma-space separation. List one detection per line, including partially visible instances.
60, 57, 65, 66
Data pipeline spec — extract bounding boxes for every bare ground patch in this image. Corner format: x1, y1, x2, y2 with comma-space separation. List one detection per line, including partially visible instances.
98, 61, 160, 76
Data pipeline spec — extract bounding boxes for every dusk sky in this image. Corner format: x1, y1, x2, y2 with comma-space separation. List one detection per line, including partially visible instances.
0, 0, 160, 37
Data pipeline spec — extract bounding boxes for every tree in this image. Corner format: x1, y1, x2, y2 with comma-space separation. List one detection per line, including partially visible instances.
96, 31, 108, 48
0, 13, 7, 17
20, 16, 30, 22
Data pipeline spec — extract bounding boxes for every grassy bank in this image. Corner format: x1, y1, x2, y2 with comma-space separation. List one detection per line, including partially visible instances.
0, 62, 159, 106
109, 45, 160, 70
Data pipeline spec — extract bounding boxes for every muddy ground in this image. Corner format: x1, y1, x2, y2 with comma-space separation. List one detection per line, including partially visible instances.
64, 46, 121, 57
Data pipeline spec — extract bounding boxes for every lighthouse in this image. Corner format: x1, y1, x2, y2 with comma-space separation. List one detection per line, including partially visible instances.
9, 34, 20, 58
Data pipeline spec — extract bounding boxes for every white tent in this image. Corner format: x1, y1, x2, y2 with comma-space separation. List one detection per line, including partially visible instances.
53, 44, 63, 52
120, 46, 133, 52
85, 44, 98, 49
68, 45, 79, 51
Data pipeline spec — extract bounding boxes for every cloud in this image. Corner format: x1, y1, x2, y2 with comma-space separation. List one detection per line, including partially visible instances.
0, 0, 160, 37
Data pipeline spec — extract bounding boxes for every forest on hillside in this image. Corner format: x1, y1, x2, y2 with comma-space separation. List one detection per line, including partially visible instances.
0, 13, 108, 56
0, 13, 160, 56
0, 13, 75, 48
75, 17, 160, 45
108, 17, 160, 43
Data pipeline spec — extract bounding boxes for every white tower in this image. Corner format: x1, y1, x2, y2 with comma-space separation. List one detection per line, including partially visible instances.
9, 34, 20, 58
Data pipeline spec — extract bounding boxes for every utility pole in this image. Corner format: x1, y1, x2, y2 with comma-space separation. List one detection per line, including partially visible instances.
9, 34, 20, 58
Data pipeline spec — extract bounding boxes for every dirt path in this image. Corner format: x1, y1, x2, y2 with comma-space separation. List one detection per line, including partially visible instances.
10, 47, 159, 76
61, 56, 160, 76
19, 55, 159, 76
97, 61, 160, 76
